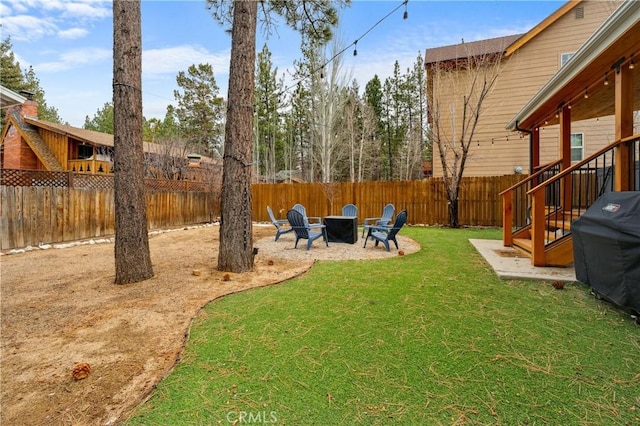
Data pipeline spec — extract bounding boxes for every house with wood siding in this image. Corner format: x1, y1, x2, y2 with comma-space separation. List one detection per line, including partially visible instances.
1, 95, 221, 181
501, 0, 639, 267
425, 0, 620, 178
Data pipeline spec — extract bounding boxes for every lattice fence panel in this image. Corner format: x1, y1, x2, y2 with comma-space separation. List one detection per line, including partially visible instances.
73, 174, 114, 190
1, 169, 70, 187
0, 169, 216, 193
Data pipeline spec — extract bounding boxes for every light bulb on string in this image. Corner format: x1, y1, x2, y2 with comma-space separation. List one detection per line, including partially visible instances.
353, 40, 358, 56
403, 0, 408, 19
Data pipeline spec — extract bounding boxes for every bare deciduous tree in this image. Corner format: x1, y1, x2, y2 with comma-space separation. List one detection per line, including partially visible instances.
427, 49, 502, 227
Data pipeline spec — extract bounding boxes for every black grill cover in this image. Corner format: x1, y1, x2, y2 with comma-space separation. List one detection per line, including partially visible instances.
572, 191, 640, 315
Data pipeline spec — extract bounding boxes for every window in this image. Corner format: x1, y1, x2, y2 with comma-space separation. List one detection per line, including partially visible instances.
78, 144, 93, 159
571, 133, 584, 162
561, 52, 575, 67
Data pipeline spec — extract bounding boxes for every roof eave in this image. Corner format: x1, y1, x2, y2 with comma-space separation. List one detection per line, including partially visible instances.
504, 0, 583, 58
506, 0, 639, 131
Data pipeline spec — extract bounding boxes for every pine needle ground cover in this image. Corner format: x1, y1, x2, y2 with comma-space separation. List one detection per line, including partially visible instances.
128, 227, 640, 425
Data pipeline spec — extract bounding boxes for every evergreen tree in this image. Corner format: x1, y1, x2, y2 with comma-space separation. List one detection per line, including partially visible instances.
173, 63, 225, 158
364, 75, 385, 179
1, 36, 61, 124
254, 44, 285, 182
206, 0, 348, 273
0, 36, 24, 91
23, 66, 61, 123
84, 102, 114, 133
112, 0, 154, 284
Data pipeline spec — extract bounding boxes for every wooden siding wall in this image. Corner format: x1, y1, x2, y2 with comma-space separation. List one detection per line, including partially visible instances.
0, 186, 218, 250
430, 1, 616, 178
252, 175, 525, 227
40, 128, 69, 167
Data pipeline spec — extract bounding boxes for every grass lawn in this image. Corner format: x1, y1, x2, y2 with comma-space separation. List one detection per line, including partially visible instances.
126, 227, 639, 425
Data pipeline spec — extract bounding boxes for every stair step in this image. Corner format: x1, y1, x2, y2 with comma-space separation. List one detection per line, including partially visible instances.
547, 219, 573, 231
513, 238, 532, 253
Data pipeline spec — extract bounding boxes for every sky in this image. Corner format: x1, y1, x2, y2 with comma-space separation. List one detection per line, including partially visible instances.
2, 0, 566, 127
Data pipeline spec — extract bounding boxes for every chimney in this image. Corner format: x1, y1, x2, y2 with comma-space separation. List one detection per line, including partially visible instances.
21, 99, 38, 119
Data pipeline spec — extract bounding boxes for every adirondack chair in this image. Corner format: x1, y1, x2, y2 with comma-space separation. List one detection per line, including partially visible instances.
341, 203, 358, 217
287, 209, 329, 250
292, 203, 323, 227
363, 210, 408, 252
362, 203, 395, 238
267, 205, 293, 241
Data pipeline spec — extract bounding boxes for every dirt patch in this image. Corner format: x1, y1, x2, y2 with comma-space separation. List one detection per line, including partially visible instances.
0, 223, 419, 425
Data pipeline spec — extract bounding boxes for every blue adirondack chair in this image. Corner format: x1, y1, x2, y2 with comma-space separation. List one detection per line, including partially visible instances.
363, 210, 408, 251
287, 209, 328, 250
292, 203, 323, 228
362, 203, 395, 238
341, 203, 358, 217
267, 205, 293, 241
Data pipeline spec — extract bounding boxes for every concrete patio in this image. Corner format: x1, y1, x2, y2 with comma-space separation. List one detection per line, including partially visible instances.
470, 239, 577, 282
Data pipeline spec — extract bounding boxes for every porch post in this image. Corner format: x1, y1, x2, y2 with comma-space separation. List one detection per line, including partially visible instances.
532, 128, 540, 184
614, 63, 633, 191
559, 104, 572, 211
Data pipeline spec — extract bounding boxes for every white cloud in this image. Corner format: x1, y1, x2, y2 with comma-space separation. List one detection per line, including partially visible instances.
142, 45, 231, 77
2, 15, 59, 42
35, 47, 112, 72
58, 27, 89, 39
3, 0, 110, 42
60, 1, 111, 20
0, 3, 11, 17
9, 0, 111, 18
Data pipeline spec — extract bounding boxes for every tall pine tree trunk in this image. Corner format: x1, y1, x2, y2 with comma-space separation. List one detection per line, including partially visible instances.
217, 0, 257, 272
112, 0, 154, 284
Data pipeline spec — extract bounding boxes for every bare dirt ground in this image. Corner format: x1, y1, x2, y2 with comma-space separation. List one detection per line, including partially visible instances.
0, 223, 419, 426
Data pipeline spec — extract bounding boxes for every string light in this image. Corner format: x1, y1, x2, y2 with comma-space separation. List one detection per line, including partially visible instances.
630, 56, 635, 70
604, 73, 609, 86
277, 0, 409, 97
584, 88, 589, 99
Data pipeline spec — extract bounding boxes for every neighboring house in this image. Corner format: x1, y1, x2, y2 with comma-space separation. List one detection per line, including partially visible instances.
501, 0, 639, 267
1, 95, 220, 182
425, 0, 620, 177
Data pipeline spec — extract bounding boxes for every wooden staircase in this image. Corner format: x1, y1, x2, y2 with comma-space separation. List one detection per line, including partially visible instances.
501, 135, 640, 267
511, 209, 579, 267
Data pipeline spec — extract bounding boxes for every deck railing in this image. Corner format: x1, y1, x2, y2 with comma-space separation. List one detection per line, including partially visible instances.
528, 134, 640, 264
500, 160, 561, 246
67, 159, 113, 174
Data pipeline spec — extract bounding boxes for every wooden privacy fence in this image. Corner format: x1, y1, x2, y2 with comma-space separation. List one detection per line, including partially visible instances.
0, 186, 218, 250
1, 174, 524, 250
252, 175, 526, 227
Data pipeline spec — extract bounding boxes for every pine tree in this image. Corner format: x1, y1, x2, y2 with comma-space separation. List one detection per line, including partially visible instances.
0, 36, 24, 91
112, 0, 154, 284
206, 0, 348, 273
84, 102, 114, 134
254, 44, 285, 182
173, 63, 225, 158
23, 66, 61, 123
